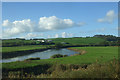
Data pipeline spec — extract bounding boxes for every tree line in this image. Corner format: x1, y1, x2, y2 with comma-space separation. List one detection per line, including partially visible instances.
2, 35, 120, 47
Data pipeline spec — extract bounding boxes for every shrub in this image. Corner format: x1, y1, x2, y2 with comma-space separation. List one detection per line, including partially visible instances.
63, 55, 68, 57
25, 57, 40, 61
50, 54, 63, 58
3, 59, 119, 78
50, 54, 68, 58
55, 43, 64, 49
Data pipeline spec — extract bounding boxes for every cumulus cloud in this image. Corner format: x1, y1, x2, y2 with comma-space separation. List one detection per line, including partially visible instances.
97, 10, 116, 23
2, 19, 35, 38
2, 20, 12, 27
61, 32, 66, 38
38, 16, 75, 30
20, 33, 44, 39
2, 16, 85, 38
24, 33, 37, 39
67, 33, 74, 37
55, 34, 59, 38
61, 32, 74, 38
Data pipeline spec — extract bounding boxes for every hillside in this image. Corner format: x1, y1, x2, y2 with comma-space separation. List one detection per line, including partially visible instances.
50, 37, 105, 45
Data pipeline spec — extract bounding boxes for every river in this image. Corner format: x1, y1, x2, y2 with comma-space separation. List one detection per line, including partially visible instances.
0, 48, 78, 63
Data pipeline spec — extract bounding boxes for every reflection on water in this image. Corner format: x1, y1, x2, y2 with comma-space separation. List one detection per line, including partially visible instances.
0, 48, 78, 63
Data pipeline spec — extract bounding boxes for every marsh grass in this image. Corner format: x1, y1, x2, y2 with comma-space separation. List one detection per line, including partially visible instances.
47, 59, 119, 78
2, 58, 120, 79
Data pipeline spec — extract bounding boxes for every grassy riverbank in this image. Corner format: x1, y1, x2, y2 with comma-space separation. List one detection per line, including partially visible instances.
2, 60, 119, 78
2, 46, 119, 78
2, 45, 51, 53
3, 46, 118, 69
2, 36, 118, 59
2, 45, 54, 59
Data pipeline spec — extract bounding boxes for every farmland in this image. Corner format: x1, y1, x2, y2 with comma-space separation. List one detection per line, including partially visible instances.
2, 46, 119, 78
1, 35, 119, 78
50, 37, 105, 45
2, 37, 106, 47
2, 47, 118, 69
2, 37, 106, 58
2, 37, 107, 53
2, 45, 48, 53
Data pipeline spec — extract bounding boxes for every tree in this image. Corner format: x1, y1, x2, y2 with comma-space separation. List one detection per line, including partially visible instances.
50, 54, 63, 58
55, 43, 64, 49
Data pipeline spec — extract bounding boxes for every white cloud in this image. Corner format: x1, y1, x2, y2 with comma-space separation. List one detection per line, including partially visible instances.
67, 33, 74, 37
61, 32, 74, 38
20, 33, 44, 39
55, 34, 59, 38
2, 16, 85, 38
25, 33, 37, 39
38, 16, 76, 30
2, 20, 12, 27
61, 32, 66, 38
2, 19, 35, 38
97, 10, 116, 23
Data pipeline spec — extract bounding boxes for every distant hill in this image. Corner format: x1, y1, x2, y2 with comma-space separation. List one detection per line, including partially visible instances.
50, 37, 105, 45
2, 35, 119, 47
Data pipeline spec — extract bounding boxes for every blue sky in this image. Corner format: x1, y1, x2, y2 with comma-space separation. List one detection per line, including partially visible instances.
2, 2, 118, 39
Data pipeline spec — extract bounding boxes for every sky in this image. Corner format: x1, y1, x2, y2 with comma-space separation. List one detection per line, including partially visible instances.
2, 0, 120, 2
2, 2, 118, 39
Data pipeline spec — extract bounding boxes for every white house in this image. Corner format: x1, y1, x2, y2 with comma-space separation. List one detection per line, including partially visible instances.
37, 40, 45, 42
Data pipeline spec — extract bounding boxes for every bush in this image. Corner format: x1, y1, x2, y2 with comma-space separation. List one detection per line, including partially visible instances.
50, 54, 63, 58
50, 54, 68, 58
3, 59, 119, 78
63, 55, 68, 57
25, 57, 40, 61
55, 43, 64, 49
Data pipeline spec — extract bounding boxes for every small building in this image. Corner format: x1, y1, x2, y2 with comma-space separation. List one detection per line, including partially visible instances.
37, 40, 45, 42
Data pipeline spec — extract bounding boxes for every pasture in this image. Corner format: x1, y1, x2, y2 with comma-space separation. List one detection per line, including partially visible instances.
2, 45, 50, 53
50, 37, 105, 45
2, 46, 118, 69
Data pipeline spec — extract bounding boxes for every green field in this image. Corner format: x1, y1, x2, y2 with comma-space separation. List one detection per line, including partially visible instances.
2, 45, 51, 53
2, 46, 118, 69
2, 37, 105, 47
3, 39, 34, 43
2, 37, 105, 53
50, 37, 105, 45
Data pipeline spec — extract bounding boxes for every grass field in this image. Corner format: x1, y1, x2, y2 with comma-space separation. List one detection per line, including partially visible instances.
2, 45, 51, 53
50, 37, 105, 45
2, 46, 118, 69
2, 37, 105, 47
2, 37, 105, 53
2, 39, 40, 45
3, 37, 105, 45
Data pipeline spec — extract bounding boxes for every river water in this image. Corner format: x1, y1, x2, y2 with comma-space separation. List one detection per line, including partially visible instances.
0, 48, 78, 63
